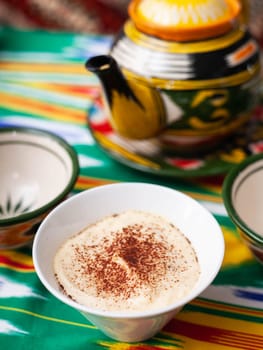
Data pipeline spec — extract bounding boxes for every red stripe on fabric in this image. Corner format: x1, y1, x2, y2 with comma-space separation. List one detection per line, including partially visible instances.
0, 256, 34, 272
164, 319, 263, 350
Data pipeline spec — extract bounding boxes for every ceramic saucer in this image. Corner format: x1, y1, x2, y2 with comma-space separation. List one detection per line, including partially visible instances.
88, 102, 263, 178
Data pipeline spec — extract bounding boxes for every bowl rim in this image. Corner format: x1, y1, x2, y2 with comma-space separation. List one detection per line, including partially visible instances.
0, 126, 79, 226
222, 153, 263, 246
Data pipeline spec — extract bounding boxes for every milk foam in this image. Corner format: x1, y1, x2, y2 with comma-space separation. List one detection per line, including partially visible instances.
54, 210, 200, 313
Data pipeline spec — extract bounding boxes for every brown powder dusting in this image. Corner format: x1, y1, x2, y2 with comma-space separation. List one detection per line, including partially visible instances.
73, 223, 171, 300
54, 210, 201, 312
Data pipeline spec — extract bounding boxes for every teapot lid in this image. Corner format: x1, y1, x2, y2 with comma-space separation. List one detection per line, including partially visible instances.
128, 0, 241, 41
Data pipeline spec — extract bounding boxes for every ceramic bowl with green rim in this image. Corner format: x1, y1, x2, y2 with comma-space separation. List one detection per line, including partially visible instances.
0, 127, 79, 249
223, 153, 263, 264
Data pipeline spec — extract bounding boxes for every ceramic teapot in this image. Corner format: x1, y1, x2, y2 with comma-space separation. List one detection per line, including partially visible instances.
86, 0, 261, 155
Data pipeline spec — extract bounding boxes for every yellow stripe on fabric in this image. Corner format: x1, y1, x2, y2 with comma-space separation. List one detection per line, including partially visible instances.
177, 311, 263, 337
152, 337, 185, 348
0, 91, 86, 124
0, 250, 34, 272
0, 250, 33, 266
193, 299, 263, 318
0, 305, 95, 329
222, 227, 253, 267
183, 190, 222, 203
75, 176, 118, 191
98, 343, 132, 350
99, 339, 180, 349
0, 62, 86, 74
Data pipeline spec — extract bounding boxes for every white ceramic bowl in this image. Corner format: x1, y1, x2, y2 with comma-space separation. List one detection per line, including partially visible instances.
223, 153, 263, 264
0, 127, 79, 249
33, 182, 224, 342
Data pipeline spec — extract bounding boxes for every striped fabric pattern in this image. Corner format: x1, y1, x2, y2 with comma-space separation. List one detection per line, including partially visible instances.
0, 27, 262, 350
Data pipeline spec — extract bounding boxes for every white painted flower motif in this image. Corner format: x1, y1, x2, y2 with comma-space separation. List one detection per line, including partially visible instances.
0, 276, 45, 299
0, 320, 28, 335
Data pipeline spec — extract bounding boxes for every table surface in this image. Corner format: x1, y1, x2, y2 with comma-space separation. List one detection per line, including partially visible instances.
0, 27, 263, 350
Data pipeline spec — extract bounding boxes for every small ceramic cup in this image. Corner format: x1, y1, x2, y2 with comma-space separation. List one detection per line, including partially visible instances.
223, 153, 263, 264
0, 127, 79, 249
33, 182, 224, 342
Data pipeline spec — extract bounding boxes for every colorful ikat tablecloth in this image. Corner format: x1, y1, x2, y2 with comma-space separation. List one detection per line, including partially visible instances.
0, 27, 263, 350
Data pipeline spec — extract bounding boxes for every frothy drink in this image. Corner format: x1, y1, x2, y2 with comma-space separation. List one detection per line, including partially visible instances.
54, 210, 200, 313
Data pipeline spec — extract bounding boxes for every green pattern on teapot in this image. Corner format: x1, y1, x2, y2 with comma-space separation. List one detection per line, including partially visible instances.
161, 85, 258, 135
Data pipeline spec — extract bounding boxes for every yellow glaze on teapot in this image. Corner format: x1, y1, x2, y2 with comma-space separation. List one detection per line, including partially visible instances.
86, 0, 261, 155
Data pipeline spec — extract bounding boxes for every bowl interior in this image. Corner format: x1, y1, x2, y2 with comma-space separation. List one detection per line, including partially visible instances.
224, 154, 263, 241
0, 128, 78, 222
33, 182, 224, 317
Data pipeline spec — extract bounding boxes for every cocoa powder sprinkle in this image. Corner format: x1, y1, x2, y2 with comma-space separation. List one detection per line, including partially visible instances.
54, 210, 201, 312
73, 223, 171, 300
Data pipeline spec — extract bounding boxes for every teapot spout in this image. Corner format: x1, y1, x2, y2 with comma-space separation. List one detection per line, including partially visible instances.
85, 55, 166, 139
85, 55, 143, 110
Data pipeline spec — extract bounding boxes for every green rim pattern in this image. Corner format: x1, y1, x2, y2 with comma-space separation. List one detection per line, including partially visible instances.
0, 126, 79, 227
222, 153, 263, 246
